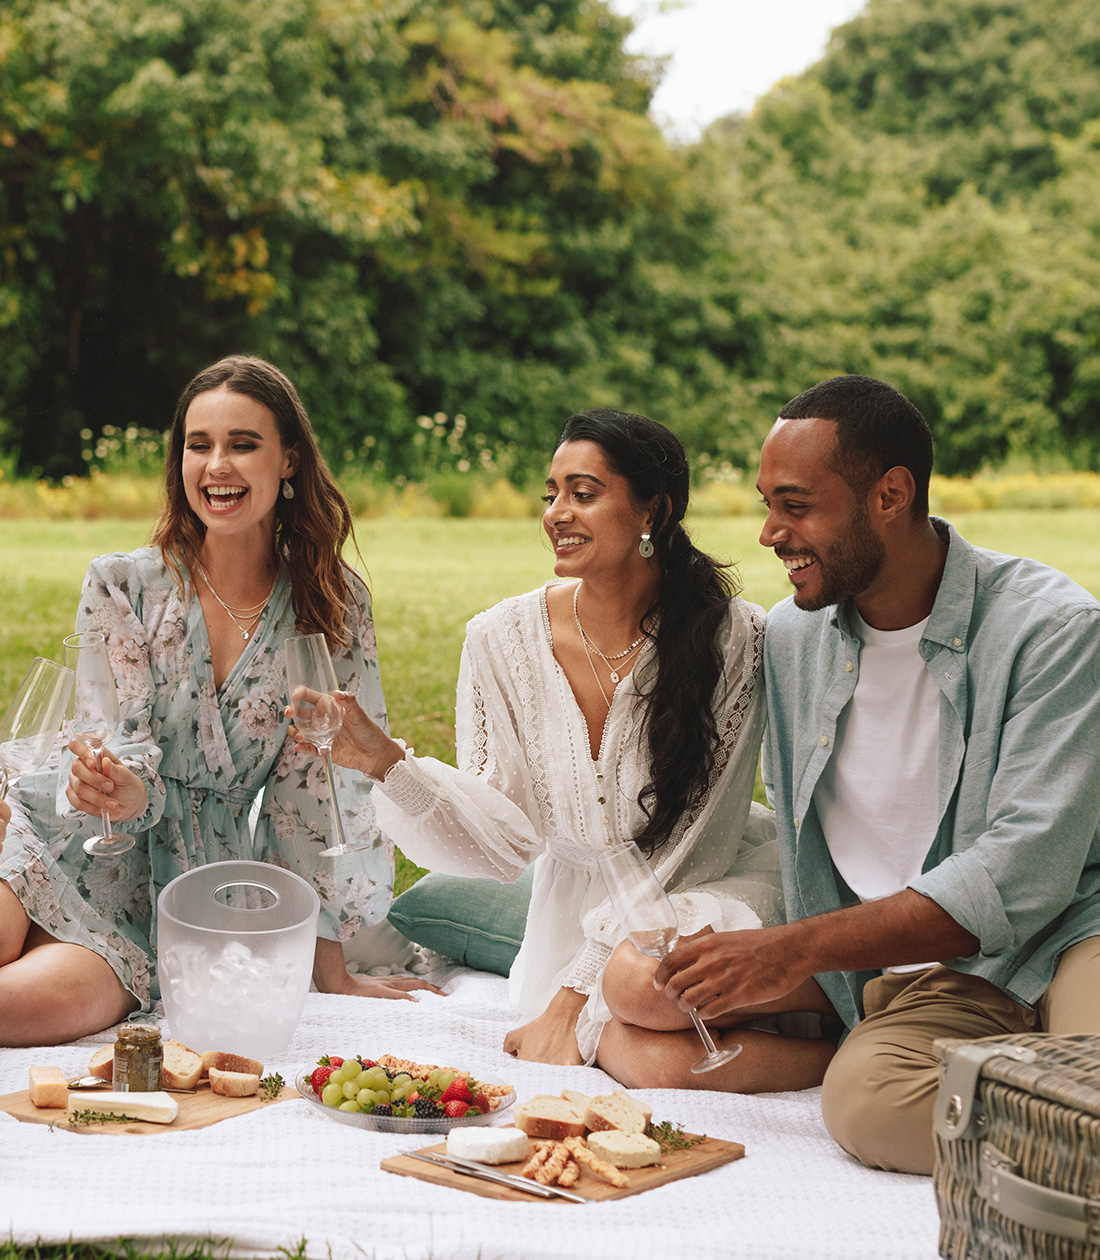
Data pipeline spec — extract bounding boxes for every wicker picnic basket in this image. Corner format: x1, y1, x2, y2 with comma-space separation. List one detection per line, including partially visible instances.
933, 1033, 1100, 1260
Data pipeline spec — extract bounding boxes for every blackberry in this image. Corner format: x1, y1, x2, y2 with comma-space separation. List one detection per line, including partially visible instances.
413, 1096, 443, 1119
370, 1103, 393, 1116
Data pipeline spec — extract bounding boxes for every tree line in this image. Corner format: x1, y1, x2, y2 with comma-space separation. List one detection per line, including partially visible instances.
2, 0, 1099, 482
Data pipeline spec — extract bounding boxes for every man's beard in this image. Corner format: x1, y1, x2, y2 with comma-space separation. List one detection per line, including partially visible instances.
794, 501, 885, 611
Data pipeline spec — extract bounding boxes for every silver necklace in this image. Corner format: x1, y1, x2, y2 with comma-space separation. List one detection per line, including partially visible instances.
197, 565, 275, 641
573, 583, 646, 685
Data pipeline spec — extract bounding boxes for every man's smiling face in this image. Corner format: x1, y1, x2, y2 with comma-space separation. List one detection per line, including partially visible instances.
756, 415, 885, 612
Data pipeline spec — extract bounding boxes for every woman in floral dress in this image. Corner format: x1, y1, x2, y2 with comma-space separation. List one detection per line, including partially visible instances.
0, 356, 435, 1046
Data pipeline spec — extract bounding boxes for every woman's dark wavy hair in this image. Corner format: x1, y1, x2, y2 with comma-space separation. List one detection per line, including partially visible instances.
556, 408, 739, 857
151, 355, 358, 647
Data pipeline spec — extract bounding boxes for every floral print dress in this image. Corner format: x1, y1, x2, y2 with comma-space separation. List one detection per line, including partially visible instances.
1, 547, 393, 1010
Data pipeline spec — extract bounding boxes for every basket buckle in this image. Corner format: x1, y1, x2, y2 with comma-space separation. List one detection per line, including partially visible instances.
934, 1041, 1037, 1142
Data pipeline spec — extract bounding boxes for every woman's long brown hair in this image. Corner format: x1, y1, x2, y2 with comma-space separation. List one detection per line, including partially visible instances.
151, 355, 358, 646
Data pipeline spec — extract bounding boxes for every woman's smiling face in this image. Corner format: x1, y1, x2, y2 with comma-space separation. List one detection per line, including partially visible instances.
182, 385, 298, 544
542, 440, 655, 579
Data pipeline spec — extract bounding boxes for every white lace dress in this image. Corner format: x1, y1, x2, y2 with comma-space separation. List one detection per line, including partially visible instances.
373, 582, 782, 1063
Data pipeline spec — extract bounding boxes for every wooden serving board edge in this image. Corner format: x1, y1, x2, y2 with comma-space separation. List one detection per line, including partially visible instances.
0, 1082, 301, 1135
381, 1133, 745, 1203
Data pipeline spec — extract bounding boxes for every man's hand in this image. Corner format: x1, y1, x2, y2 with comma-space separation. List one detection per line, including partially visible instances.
66, 740, 148, 822
654, 926, 811, 1021
655, 890, 979, 1021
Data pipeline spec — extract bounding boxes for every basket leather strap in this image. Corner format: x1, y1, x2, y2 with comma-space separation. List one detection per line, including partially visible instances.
980, 1145, 1100, 1245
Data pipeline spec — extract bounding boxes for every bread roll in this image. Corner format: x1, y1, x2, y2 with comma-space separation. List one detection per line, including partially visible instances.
201, 1050, 265, 1078
87, 1046, 113, 1081
208, 1066, 260, 1097
514, 1095, 586, 1140
583, 1093, 648, 1135
161, 1040, 203, 1090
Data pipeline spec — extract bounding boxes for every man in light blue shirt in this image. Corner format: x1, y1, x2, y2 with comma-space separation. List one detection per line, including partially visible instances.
656, 374, 1100, 1174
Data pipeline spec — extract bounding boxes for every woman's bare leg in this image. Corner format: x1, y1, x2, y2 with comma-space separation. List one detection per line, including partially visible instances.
0, 880, 137, 1046
596, 936, 837, 1092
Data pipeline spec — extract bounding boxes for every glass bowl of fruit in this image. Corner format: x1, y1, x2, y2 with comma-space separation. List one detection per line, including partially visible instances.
296, 1054, 516, 1134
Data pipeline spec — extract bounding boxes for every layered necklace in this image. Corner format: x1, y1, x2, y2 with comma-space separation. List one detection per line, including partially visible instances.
197, 564, 276, 641
573, 582, 647, 711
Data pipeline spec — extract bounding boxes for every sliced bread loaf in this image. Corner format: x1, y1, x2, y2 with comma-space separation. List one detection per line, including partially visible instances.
586, 1129, 661, 1169
514, 1095, 586, 1140
583, 1093, 648, 1135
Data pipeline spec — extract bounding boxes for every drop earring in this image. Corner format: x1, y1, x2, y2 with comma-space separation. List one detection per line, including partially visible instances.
639, 532, 654, 558
282, 479, 295, 500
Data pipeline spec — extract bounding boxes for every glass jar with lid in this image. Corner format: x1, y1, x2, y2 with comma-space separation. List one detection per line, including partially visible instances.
112, 1023, 163, 1092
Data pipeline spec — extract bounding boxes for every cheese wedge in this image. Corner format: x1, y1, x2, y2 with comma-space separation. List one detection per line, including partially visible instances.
29, 1066, 68, 1109
66, 1090, 178, 1124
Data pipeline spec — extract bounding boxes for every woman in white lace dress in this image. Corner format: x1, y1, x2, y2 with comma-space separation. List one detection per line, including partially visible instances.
298, 409, 835, 1090
0, 357, 437, 1047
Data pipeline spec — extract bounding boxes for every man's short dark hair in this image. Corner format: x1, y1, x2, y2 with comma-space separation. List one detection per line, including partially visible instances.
778, 375, 934, 515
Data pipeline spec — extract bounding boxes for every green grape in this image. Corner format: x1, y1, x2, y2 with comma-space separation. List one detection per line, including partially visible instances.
356, 1088, 374, 1107
338, 1100, 361, 1112
392, 1074, 412, 1088
321, 1081, 344, 1108
374, 1089, 391, 1104
342, 1080, 358, 1099
438, 1072, 456, 1089
355, 1070, 372, 1090
334, 1062, 359, 1085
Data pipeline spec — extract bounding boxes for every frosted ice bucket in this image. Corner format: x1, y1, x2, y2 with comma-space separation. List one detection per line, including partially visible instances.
157, 860, 320, 1059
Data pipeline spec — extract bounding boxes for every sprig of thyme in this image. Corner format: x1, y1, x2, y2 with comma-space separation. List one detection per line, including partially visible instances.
650, 1119, 706, 1154
69, 1107, 141, 1124
259, 1073, 285, 1101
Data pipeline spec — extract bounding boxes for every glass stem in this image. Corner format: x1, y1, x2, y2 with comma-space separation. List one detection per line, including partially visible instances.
93, 748, 116, 839
319, 746, 349, 849
687, 1006, 724, 1056
0, 769, 8, 800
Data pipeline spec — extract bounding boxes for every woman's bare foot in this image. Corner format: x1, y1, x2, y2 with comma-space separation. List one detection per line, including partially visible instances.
503, 986, 587, 1064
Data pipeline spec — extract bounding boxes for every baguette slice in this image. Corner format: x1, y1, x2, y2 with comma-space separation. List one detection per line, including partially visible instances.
161, 1040, 204, 1090
560, 1088, 591, 1112
87, 1046, 113, 1081
586, 1129, 661, 1169
583, 1093, 648, 1135
612, 1088, 652, 1126
208, 1066, 260, 1097
29, 1066, 68, 1109
514, 1095, 586, 1140
201, 1050, 264, 1078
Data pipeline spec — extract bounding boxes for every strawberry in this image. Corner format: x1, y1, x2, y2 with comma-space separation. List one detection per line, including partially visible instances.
440, 1077, 473, 1106
310, 1064, 335, 1096
444, 1099, 470, 1118
471, 1091, 489, 1114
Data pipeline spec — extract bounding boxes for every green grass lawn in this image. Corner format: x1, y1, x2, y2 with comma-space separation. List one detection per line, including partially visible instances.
2, 509, 1099, 891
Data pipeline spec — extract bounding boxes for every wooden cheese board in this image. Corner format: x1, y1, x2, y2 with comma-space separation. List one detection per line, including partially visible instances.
0, 1080, 300, 1135
381, 1133, 745, 1203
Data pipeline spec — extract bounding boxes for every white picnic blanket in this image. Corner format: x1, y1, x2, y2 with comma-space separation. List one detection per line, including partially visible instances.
0, 967, 942, 1260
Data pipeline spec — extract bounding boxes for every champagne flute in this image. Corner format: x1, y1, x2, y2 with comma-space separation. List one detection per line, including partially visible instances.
596, 840, 742, 1074
0, 658, 75, 798
284, 633, 370, 858
63, 631, 135, 857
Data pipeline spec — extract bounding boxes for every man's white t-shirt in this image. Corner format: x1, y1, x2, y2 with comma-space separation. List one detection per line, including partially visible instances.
815, 610, 940, 961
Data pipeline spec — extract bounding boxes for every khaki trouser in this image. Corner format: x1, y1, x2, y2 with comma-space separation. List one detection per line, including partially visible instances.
819, 936, 1100, 1176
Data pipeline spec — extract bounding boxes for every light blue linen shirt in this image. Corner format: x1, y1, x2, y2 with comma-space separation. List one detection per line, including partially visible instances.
762, 519, 1100, 1031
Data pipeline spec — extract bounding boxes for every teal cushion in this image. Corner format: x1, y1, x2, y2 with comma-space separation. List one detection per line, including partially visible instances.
387, 865, 534, 976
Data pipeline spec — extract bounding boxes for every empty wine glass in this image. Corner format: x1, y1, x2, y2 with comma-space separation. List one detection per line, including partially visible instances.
284, 632, 370, 858
63, 631, 135, 857
596, 840, 742, 1074
0, 658, 74, 799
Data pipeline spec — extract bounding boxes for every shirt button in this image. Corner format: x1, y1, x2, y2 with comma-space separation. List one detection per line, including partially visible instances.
597, 796, 606, 805
602, 817, 610, 826
953, 637, 963, 648
596, 773, 604, 781
794, 816, 800, 829
820, 735, 829, 747
845, 661, 854, 672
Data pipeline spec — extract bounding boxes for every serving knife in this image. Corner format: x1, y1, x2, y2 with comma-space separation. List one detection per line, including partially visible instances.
407, 1150, 590, 1203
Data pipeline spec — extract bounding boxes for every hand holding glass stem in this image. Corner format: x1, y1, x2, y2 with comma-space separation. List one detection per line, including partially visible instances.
597, 840, 742, 1074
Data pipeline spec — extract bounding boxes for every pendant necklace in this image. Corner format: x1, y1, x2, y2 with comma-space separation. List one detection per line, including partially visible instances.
573, 583, 647, 687
197, 564, 275, 641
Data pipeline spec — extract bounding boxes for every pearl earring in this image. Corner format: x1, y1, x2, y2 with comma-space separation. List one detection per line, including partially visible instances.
639, 532, 654, 558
